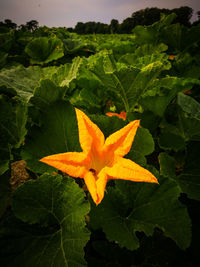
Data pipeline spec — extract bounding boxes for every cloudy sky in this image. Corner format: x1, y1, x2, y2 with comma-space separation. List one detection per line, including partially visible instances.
0, 0, 200, 27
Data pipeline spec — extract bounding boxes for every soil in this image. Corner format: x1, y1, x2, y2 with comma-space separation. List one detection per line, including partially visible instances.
10, 160, 30, 191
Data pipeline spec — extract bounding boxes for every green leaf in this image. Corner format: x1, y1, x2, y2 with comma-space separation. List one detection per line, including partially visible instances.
0, 96, 27, 175
127, 127, 155, 165
22, 101, 81, 173
178, 93, 200, 120
0, 170, 11, 218
132, 26, 157, 45
135, 43, 168, 56
120, 50, 169, 68
88, 51, 170, 112
159, 152, 176, 179
158, 131, 185, 152
0, 51, 8, 68
177, 93, 200, 141
69, 88, 101, 110
131, 127, 154, 156
25, 36, 64, 65
177, 141, 200, 201
52, 57, 82, 87
140, 77, 200, 116
62, 38, 95, 55
132, 13, 176, 46
30, 79, 67, 109
1, 173, 90, 266
0, 65, 57, 101
161, 23, 182, 52
0, 30, 14, 53
90, 114, 126, 139
173, 52, 200, 78
90, 174, 191, 251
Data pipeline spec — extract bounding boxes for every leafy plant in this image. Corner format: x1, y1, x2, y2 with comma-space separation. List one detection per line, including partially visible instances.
0, 13, 200, 267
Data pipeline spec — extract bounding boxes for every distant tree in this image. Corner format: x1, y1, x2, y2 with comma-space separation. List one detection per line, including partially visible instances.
25, 20, 39, 31
143, 8, 168, 25
71, 5, 195, 34
131, 7, 170, 27
172, 6, 193, 26
67, 27, 74, 32
74, 22, 85, 34
109, 19, 119, 33
84, 22, 97, 34
2, 19, 17, 29
19, 24, 28, 31
119, 17, 135, 33
96, 22, 109, 34
131, 9, 145, 26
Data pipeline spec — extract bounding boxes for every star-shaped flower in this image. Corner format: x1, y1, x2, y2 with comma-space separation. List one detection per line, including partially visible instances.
40, 108, 158, 205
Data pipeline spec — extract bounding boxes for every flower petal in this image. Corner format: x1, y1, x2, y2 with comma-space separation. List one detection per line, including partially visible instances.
75, 108, 105, 154
106, 157, 158, 184
96, 170, 108, 205
40, 152, 88, 178
84, 171, 99, 204
106, 111, 126, 120
104, 120, 140, 157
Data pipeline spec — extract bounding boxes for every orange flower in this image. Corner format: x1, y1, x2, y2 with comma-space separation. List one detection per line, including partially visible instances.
106, 111, 127, 120
40, 109, 158, 205
169, 55, 176, 61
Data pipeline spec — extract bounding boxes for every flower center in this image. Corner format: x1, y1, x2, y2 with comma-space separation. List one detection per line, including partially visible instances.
89, 149, 114, 176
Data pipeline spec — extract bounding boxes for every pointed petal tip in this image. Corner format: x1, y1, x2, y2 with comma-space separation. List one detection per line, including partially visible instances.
40, 155, 52, 164
95, 197, 102, 206
151, 175, 159, 184
128, 119, 140, 129
133, 119, 140, 127
40, 157, 46, 163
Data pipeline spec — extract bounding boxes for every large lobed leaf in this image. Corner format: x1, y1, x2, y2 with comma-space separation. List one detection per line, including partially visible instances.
88, 50, 170, 112
90, 171, 191, 251
0, 173, 90, 266
0, 65, 57, 101
22, 101, 81, 173
25, 36, 64, 65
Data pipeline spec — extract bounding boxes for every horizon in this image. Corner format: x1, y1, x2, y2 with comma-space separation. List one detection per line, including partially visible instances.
0, 0, 200, 28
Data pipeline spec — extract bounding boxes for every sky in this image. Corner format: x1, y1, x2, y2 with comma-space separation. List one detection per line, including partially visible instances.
0, 0, 200, 28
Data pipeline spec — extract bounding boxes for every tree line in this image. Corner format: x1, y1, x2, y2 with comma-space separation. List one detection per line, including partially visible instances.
72, 6, 200, 34
0, 19, 39, 31
1, 6, 200, 34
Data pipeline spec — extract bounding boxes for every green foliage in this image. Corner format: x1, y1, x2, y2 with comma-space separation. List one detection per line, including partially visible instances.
0, 173, 90, 266
127, 127, 155, 165
90, 174, 191, 251
22, 101, 81, 173
52, 56, 82, 87
0, 51, 8, 67
159, 152, 176, 179
30, 79, 66, 109
177, 93, 200, 141
25, 36, 64, 64
0, 14, 200, 266
177, 142, 200, 201
0, 96, 27, 174
0, 65, 57, 101
88, 50, 170, 112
